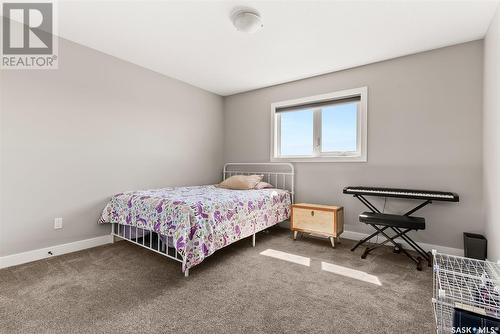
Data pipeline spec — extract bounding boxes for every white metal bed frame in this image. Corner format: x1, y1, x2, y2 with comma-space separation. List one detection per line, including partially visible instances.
110, 162, 295, 277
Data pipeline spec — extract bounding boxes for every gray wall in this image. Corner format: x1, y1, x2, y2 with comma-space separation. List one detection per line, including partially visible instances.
484, 8, 500, 261
0, 38, 224, 256
224, 41, 484, 250
0, 37, 487, 257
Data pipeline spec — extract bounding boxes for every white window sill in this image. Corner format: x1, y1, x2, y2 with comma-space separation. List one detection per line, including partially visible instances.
271, 156, 367, 163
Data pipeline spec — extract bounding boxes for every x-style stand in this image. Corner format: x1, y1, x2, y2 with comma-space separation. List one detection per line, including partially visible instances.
350, 194, 432, 269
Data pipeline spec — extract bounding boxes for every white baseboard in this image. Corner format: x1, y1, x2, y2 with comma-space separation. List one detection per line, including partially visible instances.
340, 230, 463, 256
278, 221, 463, 256
0, 227, 463, 269
0, 235, 113, 269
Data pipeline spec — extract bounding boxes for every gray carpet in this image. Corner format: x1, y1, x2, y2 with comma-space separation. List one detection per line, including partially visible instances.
0, 227, 434, 334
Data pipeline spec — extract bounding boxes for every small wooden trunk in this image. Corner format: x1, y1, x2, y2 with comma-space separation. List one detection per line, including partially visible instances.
291, 203, 344, 247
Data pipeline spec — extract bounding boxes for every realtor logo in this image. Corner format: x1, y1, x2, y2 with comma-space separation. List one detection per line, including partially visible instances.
1, 1, 58, 69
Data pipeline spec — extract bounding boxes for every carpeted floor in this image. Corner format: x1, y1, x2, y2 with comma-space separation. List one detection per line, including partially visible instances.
0, 227, 434, 334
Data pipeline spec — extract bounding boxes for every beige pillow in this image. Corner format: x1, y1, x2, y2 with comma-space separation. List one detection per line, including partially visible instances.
218, 175, 263, 190
254, 181, 274, 189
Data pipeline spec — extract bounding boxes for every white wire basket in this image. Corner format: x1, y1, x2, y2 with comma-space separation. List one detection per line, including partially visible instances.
432, 250, 500, 333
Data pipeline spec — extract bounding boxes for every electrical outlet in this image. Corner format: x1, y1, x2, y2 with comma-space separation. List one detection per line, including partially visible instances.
54, 217, 63, 229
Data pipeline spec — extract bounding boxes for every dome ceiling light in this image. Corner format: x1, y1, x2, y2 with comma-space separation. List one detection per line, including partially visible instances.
231, 8, 263, 33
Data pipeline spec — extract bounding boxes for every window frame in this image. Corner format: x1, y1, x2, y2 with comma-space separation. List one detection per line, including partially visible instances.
270, 87, 368, 162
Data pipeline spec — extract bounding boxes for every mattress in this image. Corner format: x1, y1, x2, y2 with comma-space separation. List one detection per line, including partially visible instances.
99, 185, 291, 271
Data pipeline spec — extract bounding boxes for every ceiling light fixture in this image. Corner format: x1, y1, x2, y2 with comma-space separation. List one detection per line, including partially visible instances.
231, 9, 263, 33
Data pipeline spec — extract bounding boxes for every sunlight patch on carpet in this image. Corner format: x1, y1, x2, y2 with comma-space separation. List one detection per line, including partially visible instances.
260, 249, 310, 266
321, 261, 382, 286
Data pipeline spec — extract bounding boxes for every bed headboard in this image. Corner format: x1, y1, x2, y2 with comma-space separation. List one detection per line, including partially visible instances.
223, 163, 295, 203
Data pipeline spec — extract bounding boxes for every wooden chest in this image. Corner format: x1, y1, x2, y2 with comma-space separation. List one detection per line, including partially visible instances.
291, 203, 344, 247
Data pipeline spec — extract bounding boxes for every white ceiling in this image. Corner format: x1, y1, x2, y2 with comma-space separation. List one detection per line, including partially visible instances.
57, 1, 499, 96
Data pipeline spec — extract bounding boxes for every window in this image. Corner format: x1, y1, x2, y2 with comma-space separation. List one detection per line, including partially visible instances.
271, 87, 367, 162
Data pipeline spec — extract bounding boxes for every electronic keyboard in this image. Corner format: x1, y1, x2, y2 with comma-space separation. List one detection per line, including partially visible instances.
343, 186, 459, 202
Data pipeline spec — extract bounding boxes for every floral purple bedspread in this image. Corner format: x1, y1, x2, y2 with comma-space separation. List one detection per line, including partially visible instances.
99, 185, 291, 271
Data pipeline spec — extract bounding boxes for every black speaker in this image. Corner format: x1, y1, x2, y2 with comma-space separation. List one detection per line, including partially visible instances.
463, 232, 487, 260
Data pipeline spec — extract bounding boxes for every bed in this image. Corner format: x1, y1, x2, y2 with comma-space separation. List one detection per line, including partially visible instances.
99, 163, 294, 277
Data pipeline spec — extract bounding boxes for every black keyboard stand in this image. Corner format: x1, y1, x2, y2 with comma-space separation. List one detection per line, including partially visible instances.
350, 194, 432, 267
